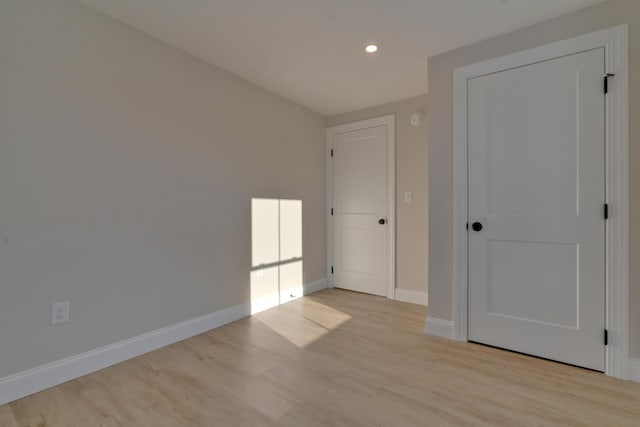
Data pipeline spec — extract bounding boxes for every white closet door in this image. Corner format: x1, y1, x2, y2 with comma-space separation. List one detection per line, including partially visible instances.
467, 48, 606, 371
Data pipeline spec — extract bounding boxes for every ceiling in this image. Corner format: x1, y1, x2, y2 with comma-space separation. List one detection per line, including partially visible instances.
75, 0, 606, 116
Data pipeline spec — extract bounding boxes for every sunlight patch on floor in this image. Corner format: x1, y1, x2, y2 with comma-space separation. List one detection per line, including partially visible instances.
255, 299, 351, 348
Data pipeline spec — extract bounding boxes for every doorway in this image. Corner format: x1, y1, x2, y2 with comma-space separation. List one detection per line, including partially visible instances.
326, 115, 395, 298
452, 26, 628, 376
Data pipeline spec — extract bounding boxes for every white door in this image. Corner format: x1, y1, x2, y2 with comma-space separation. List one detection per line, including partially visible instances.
467, 48, 606, 371
331, 123, 391, 296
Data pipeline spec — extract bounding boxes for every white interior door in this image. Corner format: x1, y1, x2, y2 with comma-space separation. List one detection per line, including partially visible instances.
467, 48, 606, 371
332, 124, 389, 296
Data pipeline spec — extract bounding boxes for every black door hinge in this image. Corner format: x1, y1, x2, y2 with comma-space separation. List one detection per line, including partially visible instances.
604, 203, 609, 220
331, 266, 334, 274
330, 149, 334, 157
466, 222, 469, 230
604, 73, 615, 94
604, 329, 609, 346
331, 208, 334, 216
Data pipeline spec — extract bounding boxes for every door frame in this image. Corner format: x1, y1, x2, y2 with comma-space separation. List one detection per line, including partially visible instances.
326, 115, 396, 299
452, 25, 629, 378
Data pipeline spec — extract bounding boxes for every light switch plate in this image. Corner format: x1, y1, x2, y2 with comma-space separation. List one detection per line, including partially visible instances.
404, 192, 413, 203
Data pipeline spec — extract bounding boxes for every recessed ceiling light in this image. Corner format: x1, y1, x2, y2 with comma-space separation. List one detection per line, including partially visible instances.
365, 44, 379, 54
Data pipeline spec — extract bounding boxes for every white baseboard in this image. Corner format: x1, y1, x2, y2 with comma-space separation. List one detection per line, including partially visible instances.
395, 289, 428, 306
425, 317, 455, 339
628, 358, 640, 383
250, 293, 281, 315
0, 277, 327, 406
303, 277, 328, 295
251, 278, 328, 315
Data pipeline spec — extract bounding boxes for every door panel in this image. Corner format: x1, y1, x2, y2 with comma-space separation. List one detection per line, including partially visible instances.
486, 240, 578, 328
468, 48, 606, 371
333, 125, 388, 296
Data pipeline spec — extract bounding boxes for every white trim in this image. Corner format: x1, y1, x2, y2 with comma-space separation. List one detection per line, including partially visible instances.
0, 277, 327, 405
452, 25, 629, 378
250, 293, 281, 315
326, 135, 334, 288
603, 25, 629, 381
425, 317, 455, 339
303, 277, 329, 295
628, 358, 640, 383
0, 302, 249, 406
395, 288, 428, 306
253, 277, 328, 314
326, 115, 396, 299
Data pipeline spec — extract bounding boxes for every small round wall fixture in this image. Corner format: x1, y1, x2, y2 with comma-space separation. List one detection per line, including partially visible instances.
365, 44, 379, 54
410, 112, 423, 127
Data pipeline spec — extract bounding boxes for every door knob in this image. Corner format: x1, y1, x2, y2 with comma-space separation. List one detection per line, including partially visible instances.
378, 218, 386, 225
472, 222, 483, 232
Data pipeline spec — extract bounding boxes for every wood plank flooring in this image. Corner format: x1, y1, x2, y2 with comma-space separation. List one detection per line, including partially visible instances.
2, 288, 639, 426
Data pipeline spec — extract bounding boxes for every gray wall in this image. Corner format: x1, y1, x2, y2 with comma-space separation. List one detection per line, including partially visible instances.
0, 0, 326, 378
427, 0, 640, 357
327, 95, 428, 295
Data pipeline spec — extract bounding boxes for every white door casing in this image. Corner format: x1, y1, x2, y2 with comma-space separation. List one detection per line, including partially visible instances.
467, 48, 605, 371
452, 26, 628, 378
326, 115, 395, 298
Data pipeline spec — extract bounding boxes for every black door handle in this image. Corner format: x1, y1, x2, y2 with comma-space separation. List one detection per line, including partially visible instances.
472, 222, 483, 232
379, 218, 386, 225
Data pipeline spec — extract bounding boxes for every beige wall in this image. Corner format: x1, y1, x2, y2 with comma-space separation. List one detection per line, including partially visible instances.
328, 95, 428, 295
0, 0, 326, 378
427, 0, 640, 357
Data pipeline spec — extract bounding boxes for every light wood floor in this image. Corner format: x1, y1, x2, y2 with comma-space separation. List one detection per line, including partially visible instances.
2, 289, 639, 426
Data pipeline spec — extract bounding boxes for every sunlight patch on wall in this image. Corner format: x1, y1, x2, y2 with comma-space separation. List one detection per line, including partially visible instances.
251, 198, 303, 314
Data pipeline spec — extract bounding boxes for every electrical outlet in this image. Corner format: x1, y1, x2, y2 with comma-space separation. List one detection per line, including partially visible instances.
52, 301, 69, 324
